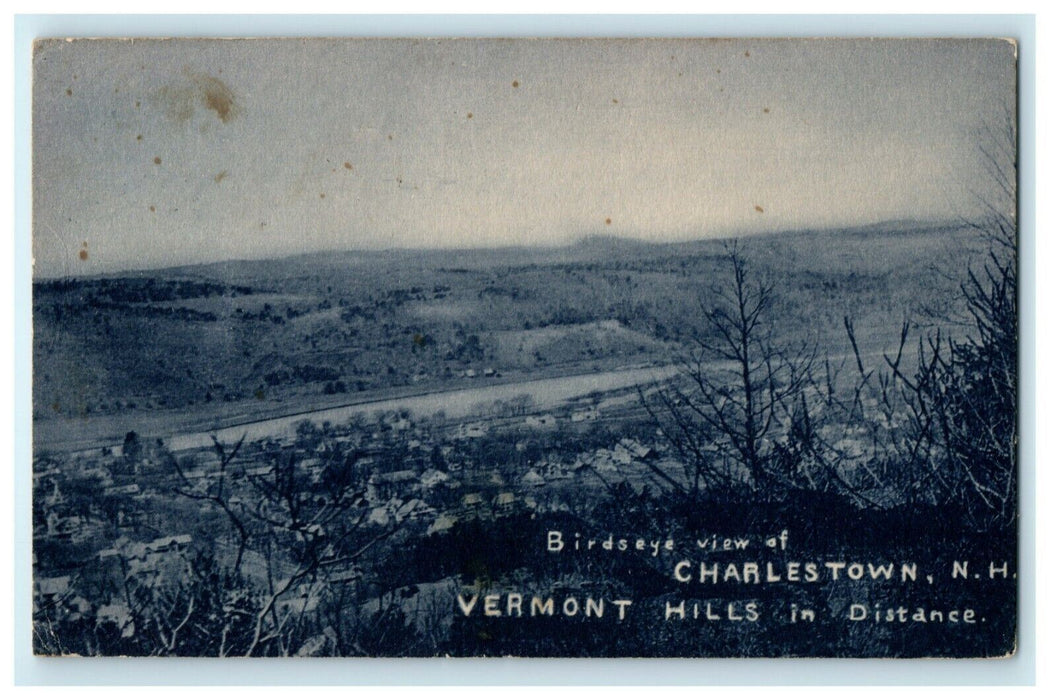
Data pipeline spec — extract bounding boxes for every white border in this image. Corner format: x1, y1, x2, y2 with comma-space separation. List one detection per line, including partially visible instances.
8, 12, 1039, 687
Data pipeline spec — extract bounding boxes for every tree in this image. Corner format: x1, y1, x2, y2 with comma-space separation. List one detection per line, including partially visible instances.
911, 115, 1017, 528
171, 431, 397, 655
644, 242, 816, 498
840, 112, 1018, 527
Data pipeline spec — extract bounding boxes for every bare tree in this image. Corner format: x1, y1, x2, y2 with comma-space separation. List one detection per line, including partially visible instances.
836, 113, 1017, 527
173, 435, 250, 573
645, 242, 817, 497
168, 430, 398, 656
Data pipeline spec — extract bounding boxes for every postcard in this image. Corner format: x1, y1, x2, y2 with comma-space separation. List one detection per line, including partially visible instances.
31, 37, 1018, 657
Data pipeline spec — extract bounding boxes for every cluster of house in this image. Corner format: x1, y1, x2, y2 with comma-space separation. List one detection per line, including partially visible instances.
34, 397, 674, 642
96, 534, 195, 582
33, 532, 196, 638
33, 455, 156, 546
358, 438, 661, 537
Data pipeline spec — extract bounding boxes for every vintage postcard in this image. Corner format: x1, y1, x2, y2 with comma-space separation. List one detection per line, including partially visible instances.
31, 38, 1017, 657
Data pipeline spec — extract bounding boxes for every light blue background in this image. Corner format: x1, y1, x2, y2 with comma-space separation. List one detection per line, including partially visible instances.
13, 13, 1036, 686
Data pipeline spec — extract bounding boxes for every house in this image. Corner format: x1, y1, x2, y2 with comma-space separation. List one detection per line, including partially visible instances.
43, 481, 65, 508
520, 469, 546, 488
492, 492, 518, 516
79, 466, 114, 485
148, 534, 193, 554
32, 466, 61, 488
419, 469, 450, 489
589, 449, 621, 473
542, 462, 572, 481
459, 492, 485, 518
397, 498, 436, 521
96, 603, 134, 637
115, 508, 145, 529
571, 407, 599, 422
525, 414, 557, 428
455, 423, 487, 439
571, 459, 595, 478
35, 576, 71, 606
369, 497, 405, 527
609, 444, 635, 465
127, 554, 163, 578
277, 584, 320, 615
301, 457, 324, 479
368, 506, 393, 527
367, 470, 419, 504
328, 569, 364, 587
427, 513, 458, 535
619, 439, 656, 460
104, 484, 141, 498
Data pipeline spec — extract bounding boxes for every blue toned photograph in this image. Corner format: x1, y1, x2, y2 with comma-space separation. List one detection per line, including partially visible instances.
30, 38, 1018, 658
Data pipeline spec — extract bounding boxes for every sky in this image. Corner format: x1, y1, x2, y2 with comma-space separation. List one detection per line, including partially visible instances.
32, 38, 1017, 277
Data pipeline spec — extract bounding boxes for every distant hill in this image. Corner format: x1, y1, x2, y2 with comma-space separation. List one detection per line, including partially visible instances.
32, 217, 982, 440
33, 219, 972, 282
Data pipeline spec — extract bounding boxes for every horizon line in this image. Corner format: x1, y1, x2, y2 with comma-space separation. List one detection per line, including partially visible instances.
31, 216, 968, 282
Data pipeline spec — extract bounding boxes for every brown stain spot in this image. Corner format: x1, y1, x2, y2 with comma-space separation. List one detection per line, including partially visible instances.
754, 205, 764, 213
512, 80, 519, 88
605, 218, 612, 225
716, 69, 721, 74
135, 101, 141, 109
612, 99, 619, 104
196, 74, 237, 123
65, 88, 72, 96
214, 170, 228, 183
136, 134, 143, 141
388, 134, 393, 141
149, 205, 156, 213
344, 161, 353, 170
153, 156, 162, 165
744, 51, 750, 57
158, 72, 239, 125
78, 249, 88, 261
467, 112, 473, 119
51, 402, 61, 413
763, 108, 770, 114
320, 193, 326, 199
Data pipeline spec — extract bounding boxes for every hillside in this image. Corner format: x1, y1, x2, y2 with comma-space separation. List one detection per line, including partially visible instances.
32, 221, 980, 442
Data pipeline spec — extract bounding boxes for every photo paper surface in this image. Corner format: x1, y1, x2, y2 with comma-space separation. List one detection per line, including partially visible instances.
31, 38, 1018, 658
